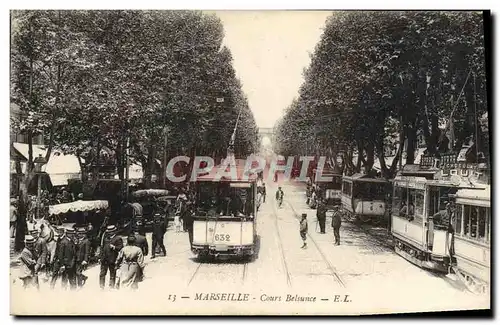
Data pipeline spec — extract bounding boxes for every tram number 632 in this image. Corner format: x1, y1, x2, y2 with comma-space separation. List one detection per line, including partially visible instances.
214, 234, 231, 242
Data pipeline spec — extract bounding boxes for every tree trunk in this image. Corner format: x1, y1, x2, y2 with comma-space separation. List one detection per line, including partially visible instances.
405, 124, 417, 164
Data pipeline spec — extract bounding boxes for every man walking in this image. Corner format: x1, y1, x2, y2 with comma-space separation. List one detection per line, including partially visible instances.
275, 186, 284, 208
19, 235, 38, 289
299, 213, 308, 249
151, 214, 167, 258
75, 227, 90, 288
56, 227, 77, 290
262, 183, 266, 203
29, 229, 48, 287
317, 200, 327, 234
133, 219, 149, 256
99, 225, 123, 289
182, 202, 194, 248
331, 206, 342, 245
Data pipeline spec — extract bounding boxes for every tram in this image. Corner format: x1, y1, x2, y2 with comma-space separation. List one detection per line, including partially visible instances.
308, 168, 342, 211
391, 153, 483, 273
190, 159, 258, 260
341, 173, 391, 224
452, 184, 490, 293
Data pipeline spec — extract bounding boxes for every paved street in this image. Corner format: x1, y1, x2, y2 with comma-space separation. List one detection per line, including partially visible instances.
10, 181, 489, 315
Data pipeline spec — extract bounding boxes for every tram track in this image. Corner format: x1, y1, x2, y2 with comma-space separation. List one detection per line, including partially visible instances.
283, 199, 346, 288
272, 195, 345, 288
271, 201, 293, 287
187, 258, 249, 287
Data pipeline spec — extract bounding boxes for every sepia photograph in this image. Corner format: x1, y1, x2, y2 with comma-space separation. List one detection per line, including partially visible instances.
8, 8, 491, 316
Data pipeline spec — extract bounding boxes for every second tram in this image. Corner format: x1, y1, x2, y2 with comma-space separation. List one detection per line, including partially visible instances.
341, 173, 391, 225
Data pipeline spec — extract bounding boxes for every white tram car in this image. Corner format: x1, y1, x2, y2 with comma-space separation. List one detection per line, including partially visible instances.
191, 159, 258, 260
341, 173, 391, 225
391, 153, 487, 274
452, 185, 490, 293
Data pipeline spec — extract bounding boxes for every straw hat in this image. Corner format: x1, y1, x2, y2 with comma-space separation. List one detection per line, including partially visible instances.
24, 235, 36, 244
76, 227, 87, 234
105, 225, 118, 233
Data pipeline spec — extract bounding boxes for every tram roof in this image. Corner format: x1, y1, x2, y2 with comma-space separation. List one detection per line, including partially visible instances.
342, 173, 389, 183
456, 185, 490, 207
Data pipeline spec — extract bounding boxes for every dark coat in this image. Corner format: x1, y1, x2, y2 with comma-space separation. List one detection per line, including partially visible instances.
182, 209, 193, 227
76, 238, 91, 263
57, 236, 76, 268
100, 235, 124, 265
34, 237, 48, 265
332, 211, 342, 228
316, 204, 327, 218
152, 221, 166, 239
134, 234, 149, 256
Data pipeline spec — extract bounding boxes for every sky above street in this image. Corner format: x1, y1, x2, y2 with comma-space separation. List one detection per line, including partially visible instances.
213, 11, 332, 129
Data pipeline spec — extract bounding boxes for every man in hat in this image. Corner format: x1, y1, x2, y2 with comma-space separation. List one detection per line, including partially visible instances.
316, 200, 327, 234
133, 220, 149, 257
50, 227, 76, 289
57, 227, 77, 290
29, 228, 48, 286
19, 235, 38, 289
182, 202, 194, 248
75, 227, 91, 288
10, 200, 17, 238
299, 213, 308, 249
99, 225, 123, 289
151, 214, 167, 258
331, 206, 342, 246
49, 226, 64, 288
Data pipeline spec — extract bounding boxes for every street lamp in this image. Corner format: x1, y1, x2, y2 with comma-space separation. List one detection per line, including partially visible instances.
34, 154, 47, 219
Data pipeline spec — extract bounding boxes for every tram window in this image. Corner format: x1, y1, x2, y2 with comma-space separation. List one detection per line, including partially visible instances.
342, 182, 352, 196
478, 207, 488, 242
454, 204, 463, 235
462, 205, 479, 239
392, 186, 406, 214
487, 208, 491, 243
414, 190, 425, 216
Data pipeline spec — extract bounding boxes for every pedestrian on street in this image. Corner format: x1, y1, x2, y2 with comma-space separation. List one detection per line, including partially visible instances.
99, 225, 123, 289
331, 206, 342, 246
183, 202, 194, 248
151, 214, 167, 258
276, 186, 284, 208
316, 200, 327, 234
55, 227, 77, 290
299, 213, 308, 249
10, 201, 17, 238
262, 183, 266, 203
116, 235, 145, 290
75, 227, 90, 288
133, 220, 149, 256
29, 228, 48, 287
19, 235, 38, 290
49, 226, 64, 288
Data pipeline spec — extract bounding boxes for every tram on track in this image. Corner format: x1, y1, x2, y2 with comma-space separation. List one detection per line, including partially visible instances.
391, 153, 485, 273
452, 184, 490, 293
341, 173, 391, 225
190, 159, 258, 260
308, 168, 342, 211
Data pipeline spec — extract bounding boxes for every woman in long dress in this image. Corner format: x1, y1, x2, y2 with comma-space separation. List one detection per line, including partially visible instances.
116, 235, 145, 289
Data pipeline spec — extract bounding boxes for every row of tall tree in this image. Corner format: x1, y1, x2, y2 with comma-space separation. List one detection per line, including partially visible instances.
11, 10, 259, 191
275, 11, 489, 178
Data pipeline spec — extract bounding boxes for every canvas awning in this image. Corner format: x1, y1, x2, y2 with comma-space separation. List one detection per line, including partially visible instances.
49, 200, 109, 215
12, 143, 82, 185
